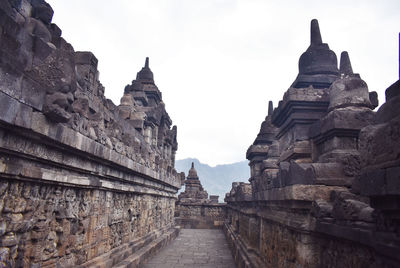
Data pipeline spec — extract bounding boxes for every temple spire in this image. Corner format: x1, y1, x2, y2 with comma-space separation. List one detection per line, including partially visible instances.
136, 57, 154, 82
188, 162, 198, 179
340, 51, 353, 75
268, 101, 273, 116
311, 19, 322, 45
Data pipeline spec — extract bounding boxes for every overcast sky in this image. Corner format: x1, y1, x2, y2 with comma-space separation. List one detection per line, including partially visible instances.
47, 0, 399, 166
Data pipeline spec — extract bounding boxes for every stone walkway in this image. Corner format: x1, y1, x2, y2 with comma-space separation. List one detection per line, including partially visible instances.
141, 229, 236, 268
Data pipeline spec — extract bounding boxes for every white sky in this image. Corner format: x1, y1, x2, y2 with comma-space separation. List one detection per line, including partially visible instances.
47, 0, 399, 166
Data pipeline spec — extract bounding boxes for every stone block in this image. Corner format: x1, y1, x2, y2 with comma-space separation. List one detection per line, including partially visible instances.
0, 68, 22, 99
332, 198, 369, 221
375, 95, 400, 123
75, 51, 98, 68
385, 79, 400, 102
31, 111, 51, 135
311, 162, 353, 186
311, 199, 332, 218
15, 101, 33, 128
354, 169, 386, 196
279, 140, 311, 162
21, 76, 46, 110
358, 117, 400, 169
369, 91, 379, 109
386, 167, 400, 195
284, 161, 314, 186
0, 90, 20, 124
50, 23, 61, 40
33, 35, 55, 62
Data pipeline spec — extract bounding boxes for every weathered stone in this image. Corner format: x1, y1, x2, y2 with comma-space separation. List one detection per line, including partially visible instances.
311, 199, 333, 218
176, 163, 225, 229
0, 232, 17, 247
225, 19, 400, 268
385, 79, 400, 101
71, 97, 89, 118
329, 54, 372, 111
31, 0, 53, 25
369, 91, 379, 109
43, 91, 73, 123
292, 19, 339, 89
0, 222, 6, 236
0, 1, 181, 267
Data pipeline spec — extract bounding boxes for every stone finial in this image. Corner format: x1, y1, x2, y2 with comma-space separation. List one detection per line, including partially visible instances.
136, 57, 154, 82
268, 101, 273, 116
188, 162, 198, 179
293, 19, 339, 88
340, 51, 353, 75
311, 19, 322, 46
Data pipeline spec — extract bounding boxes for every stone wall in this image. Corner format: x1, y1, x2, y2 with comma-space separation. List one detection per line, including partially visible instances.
175, 163, 226, 229
0, 180, 176, 267
175, 203, 225, 229
224, 20, 400, 268
0, 0, 183, 267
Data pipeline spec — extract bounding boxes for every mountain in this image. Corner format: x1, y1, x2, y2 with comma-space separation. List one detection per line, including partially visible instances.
175, 158, 250, 202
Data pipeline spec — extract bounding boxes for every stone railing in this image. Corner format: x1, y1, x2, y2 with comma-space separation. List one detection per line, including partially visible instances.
175, 200, 226, 229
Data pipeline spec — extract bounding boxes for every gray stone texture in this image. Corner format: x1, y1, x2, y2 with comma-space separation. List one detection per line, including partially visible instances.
0, 0, 182, 267
175, 163, 226, 229
142, 229, 236, 268
225, 19, 400, 268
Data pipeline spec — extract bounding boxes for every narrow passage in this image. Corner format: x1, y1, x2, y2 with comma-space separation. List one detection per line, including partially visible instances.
142, 229, 236, 268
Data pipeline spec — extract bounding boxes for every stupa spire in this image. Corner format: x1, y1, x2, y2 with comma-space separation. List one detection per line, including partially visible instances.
136, 57, 154, 82
268, 101, 273, 116
188, 162, 198, 179
291, 19, 339, 88
311, 19, 322, 45
339, 51, 353, 75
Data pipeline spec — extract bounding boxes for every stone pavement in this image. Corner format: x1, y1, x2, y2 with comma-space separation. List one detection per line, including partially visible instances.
141, 229, 236, 268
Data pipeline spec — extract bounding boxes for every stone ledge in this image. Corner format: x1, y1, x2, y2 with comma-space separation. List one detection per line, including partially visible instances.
0, 91, 181, 189
177, 202, 226, 207
0, 126, 180, 195
0, 143, 177, 198
315, 221, 400, 264
253, 185, 347, 202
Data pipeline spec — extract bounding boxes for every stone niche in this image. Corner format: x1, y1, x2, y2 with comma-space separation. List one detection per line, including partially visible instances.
0, 0, 184, 267
175, 163, 226, 229
225, 19, 399, 268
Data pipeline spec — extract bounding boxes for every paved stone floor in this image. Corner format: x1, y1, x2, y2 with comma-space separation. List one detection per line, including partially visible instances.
141, 229, 236, 268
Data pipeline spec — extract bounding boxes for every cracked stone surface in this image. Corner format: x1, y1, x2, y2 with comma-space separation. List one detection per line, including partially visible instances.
142, 229, 236, 268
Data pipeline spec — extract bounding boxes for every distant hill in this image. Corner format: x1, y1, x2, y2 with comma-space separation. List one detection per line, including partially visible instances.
175, 158, 250, 202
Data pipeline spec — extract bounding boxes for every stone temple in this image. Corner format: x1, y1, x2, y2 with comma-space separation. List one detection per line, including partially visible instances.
0, 1, 399, 268
225, 20, 400, 268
